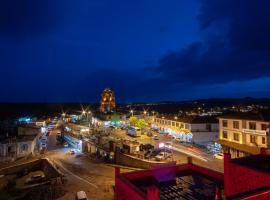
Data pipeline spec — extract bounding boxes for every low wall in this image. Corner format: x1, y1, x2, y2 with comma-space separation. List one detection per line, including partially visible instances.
115, 152, 176, 169
0, 159, 62, 179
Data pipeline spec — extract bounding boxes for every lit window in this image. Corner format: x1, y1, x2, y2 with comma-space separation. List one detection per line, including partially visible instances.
233, 121, 239, 129
261, 124, 267, 131
262, 137, 266, 144
223, 131, 228, 139
249, 122, 256, 130
222, 120, 228, 127
250, 135, 256, 143
233, 133, 239, 141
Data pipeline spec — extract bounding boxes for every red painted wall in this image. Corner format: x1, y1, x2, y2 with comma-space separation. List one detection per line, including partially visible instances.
224, 154, 270, 197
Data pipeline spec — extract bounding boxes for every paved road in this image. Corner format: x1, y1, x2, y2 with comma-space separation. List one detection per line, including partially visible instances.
111, 128, 224, 172
45, 129, 117, 200
66, 123, 224, 172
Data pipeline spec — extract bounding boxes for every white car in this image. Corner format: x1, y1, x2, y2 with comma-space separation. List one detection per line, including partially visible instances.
155, 152, 167, 161
76, 191, 88, 200
40, 143, 47, 149
214, 153, 224, 159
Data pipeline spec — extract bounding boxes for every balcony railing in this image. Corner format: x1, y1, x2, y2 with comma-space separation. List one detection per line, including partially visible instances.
242, 129, 267, 135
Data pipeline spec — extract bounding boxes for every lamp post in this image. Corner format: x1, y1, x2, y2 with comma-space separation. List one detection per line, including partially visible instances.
130, 110, 134, 116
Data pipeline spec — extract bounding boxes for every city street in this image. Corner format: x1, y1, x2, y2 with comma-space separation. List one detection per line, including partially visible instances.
111, 128, 224, 172
44, 129, 118, 200
67, 122, 223, 172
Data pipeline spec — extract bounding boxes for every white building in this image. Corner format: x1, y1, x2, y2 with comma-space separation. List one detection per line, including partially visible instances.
218, 112, 270, 158
0, 125, 41, 162
152, 115, 219, 146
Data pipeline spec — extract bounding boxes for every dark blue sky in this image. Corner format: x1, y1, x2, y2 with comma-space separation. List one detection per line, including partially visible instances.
1, 0, 270, 103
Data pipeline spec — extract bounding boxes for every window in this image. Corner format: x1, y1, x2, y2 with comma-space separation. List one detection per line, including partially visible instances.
233, 121, 239, 129
233, 133, 239, 141
261, 124, 267, 131
223, 131, 228, 139
172, 122, 175, 126
222, 120, 228, 127
249, 122, 256, 130
262, 137, 266, 144
250, 135, 256, 144
176, 122, 179, 127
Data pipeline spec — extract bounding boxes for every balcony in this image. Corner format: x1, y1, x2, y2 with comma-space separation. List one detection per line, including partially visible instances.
242, 129, 267, 136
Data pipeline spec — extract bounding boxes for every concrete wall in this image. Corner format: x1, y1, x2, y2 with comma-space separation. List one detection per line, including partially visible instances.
0, 159, 62, 179
115, 152, 176, 169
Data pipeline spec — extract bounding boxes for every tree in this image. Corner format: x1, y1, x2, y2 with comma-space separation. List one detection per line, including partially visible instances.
135, 119, 146, 129
129, 116, 138, 126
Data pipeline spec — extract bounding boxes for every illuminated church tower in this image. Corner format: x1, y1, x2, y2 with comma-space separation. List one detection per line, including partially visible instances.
99, 88, 116, 113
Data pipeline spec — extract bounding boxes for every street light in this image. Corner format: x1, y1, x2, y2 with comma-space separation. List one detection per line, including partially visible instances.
143, 110, 147, 115
82, 110, 86, 115
130, 110, 134, 116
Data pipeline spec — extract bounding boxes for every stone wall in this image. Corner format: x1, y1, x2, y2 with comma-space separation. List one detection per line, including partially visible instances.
115, 152, 176, 169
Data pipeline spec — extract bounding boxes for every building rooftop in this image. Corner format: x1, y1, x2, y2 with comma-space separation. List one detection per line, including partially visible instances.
132, 172, 219, 200
219, 111, 270, 121
232, 154, 270, 174
156, 115, 218, 124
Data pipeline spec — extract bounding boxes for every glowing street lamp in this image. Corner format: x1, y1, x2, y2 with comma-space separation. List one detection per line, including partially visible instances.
82, 110, 86, 115
143, 110, 147, 115
130, 110, 134, 116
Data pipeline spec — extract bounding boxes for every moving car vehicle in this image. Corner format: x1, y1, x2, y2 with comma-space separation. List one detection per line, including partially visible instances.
76, 191, 88, 200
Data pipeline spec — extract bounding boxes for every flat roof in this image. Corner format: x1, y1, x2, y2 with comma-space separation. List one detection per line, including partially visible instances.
232, 154, 270, 174
131, 171, 221, 200
156, 115, 218, 124
218, 112, 270, 121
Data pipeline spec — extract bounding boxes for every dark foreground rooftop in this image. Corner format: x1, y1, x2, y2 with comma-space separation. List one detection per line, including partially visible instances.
132, 171, 219, 200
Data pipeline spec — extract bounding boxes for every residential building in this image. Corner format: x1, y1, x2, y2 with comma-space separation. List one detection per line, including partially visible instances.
0, 124, 41, 162
152, 115, 219, 146
218, 112, 270, 158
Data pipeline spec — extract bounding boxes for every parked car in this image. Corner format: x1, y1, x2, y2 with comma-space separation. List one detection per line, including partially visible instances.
76, 191, 88, 200
155, 152, 166, 161
63, 142, 69, 148
153, 135, 159, 140
214, 153, 224, 159
68, 150, 75, 155
155, 152, 172, 161
25, 174, 46, 184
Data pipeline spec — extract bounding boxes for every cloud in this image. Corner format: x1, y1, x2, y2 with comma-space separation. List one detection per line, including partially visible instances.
153, 0, 270, 87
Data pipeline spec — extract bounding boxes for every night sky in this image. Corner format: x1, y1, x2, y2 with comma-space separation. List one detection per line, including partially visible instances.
1, 0, 270, 103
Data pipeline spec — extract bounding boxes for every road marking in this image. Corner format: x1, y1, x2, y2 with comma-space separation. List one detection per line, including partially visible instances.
54, 160, 98, 189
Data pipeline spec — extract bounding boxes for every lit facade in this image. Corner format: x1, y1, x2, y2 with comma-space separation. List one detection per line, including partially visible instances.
99, 88, 116, 113
218, 113, 270, 158
152, 116, 219, 146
